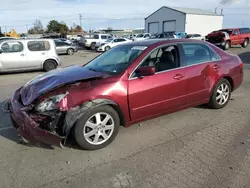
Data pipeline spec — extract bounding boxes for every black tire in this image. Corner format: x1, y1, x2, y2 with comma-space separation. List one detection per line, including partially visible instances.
74, 105, 120, 150
43, 60, 57, 72
67, 48, 74, 55
105, 46, 111, 51
90, 43, 96, 50
223, 41, 230, 50
208, 79, 231, 109
241, 39, 249, 48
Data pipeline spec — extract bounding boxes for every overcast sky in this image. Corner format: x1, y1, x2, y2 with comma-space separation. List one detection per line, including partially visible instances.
0, 0, 250, 33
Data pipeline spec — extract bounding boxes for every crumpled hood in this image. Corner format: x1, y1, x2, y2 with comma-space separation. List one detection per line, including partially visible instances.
20, 65, 106, 106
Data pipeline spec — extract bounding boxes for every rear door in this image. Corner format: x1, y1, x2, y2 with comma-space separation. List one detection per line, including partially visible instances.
26, 40, 50, 68
180, 42, 222, 105
55, 41, 66, 54
0, 40, 27, 71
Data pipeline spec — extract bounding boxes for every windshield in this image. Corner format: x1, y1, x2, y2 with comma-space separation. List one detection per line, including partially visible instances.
84, 45, 147, 75
136, 34, 144, 38
105, 38, 113, 43
219, 29, 232, 35
93, 35, 99, 39
150, 34, 159, 38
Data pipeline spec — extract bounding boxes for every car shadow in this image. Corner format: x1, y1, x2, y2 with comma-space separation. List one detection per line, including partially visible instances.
238, 51, 250, 64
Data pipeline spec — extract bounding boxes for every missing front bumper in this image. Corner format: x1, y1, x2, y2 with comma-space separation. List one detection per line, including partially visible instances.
10, 88, 65, 148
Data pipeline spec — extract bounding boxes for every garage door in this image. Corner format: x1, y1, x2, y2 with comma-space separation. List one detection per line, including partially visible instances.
163, 20, 176, 32
148, 22, 159, 34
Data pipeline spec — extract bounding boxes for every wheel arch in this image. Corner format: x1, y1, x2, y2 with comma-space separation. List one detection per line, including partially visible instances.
43, 58, 59, 66
210, 75, 234, 94
62, 98, 125, 142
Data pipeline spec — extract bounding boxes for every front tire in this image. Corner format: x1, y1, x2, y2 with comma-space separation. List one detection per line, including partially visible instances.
74, 105, 120, 150
105, 46, 111, 51
208, 79, 231, 109
223, 41, 230, 50
67, 48, 74, 55
43, 60, 57, 72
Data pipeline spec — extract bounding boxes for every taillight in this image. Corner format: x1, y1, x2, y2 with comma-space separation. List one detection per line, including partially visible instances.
240, 62, 243, 73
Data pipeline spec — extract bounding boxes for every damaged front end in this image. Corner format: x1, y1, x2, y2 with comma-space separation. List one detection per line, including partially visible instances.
9, 88, 67, 147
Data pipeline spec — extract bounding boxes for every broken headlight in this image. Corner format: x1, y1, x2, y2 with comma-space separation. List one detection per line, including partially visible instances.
35, 93, 68, 112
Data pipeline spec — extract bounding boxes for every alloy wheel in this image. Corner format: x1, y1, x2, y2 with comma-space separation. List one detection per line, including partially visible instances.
216, 83, 230, 105
83, 112, 115, 145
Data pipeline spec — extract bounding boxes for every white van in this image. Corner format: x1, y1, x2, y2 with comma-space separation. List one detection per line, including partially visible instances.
0, 39, 61, 73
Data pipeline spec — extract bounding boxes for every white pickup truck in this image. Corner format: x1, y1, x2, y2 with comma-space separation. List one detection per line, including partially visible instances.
83, 34, 113, 50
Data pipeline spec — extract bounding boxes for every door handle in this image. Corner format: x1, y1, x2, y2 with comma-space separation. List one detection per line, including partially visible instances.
20, 53, 25, 56
174, 74, 184, 80
41, 52, 45, 55
213, 64, 221, 69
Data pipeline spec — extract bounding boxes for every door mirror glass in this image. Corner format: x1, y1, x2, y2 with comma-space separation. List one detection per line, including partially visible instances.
136, 66, 155, 76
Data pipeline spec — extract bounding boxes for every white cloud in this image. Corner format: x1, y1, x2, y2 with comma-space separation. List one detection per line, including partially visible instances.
0, 0, 249, 32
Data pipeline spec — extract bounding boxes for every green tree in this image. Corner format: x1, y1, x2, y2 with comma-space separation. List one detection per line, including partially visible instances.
47, 20, 69, 34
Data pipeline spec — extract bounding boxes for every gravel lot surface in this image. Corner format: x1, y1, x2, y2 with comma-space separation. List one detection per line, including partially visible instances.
0, 46, 250, 188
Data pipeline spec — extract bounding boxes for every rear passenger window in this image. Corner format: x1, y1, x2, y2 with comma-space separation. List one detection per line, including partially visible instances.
27, 41, 50, 51
182, 43, 219, 66
1, 41, 23, 53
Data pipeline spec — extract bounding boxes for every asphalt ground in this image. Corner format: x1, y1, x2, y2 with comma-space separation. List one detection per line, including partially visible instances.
0, 46, 250, 188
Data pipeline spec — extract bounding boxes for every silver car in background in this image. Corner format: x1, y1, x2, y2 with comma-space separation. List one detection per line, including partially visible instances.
0, 39, 61, 73
54, 40, 78, 55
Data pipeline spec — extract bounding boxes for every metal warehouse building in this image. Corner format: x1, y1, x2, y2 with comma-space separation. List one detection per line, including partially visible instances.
145, 6, 223, 36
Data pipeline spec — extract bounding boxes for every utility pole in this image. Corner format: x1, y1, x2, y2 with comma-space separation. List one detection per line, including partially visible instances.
5, 26, 7, 36
26, 24, 29, 34
79, 14, 82, 28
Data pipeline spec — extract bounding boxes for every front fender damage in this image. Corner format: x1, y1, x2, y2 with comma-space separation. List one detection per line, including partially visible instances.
62, 98, 118, 145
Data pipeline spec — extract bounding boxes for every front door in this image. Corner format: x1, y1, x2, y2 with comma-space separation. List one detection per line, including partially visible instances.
180, 42, 222, 105
0, 41, 27, 71
128, 44, 186, 121
230, 29, 240, 45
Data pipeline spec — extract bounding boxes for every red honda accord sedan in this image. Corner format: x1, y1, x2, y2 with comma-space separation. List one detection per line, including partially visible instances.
8, 39, 243, 150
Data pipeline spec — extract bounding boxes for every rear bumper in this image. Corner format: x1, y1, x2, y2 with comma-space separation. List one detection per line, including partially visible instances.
9, 88, 64, 147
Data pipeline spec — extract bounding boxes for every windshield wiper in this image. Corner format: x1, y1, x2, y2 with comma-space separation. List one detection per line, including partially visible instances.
88, 68, 99, 72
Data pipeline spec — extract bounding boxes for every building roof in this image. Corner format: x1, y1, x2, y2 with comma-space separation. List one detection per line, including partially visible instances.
145, 6, 222, 19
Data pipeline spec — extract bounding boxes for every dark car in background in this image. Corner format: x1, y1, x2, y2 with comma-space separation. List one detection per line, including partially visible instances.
9, 39, 243, 150
150, 32, 177, 39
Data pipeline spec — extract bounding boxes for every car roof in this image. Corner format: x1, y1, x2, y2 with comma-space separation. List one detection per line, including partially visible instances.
120, 38, 205, 47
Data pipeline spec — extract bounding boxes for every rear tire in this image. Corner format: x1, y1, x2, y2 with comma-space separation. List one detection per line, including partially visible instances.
74, 105, 120, 150
208, 79, 231, 109
90, 43, 96, 50
223, 41, 230, 50
43, 60, 57, 72
241, 39, 249, 48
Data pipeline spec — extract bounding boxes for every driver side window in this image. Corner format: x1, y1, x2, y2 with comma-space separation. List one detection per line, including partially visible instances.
133, 45, 180, 77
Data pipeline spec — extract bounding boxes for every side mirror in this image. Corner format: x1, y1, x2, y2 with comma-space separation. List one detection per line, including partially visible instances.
136, 66, 155, 77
